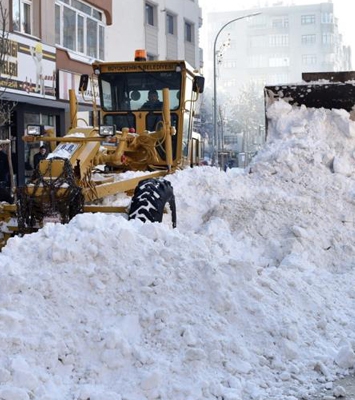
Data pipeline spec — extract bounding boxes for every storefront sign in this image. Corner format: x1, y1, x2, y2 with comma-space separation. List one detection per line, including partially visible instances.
1, 33, 56, 99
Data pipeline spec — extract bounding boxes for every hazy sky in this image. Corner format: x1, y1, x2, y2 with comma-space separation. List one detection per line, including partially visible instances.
199, 0, 354, 64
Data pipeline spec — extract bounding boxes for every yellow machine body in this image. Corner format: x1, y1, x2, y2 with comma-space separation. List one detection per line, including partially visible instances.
0, 55, 205, 249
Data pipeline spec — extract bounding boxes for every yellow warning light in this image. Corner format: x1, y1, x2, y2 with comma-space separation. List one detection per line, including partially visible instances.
135, 49, 147, 61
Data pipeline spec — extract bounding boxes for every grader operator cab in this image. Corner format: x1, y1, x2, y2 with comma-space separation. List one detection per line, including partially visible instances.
0, 50, 205, 249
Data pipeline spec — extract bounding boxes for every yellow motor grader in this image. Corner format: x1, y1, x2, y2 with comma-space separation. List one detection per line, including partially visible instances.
0, 50, 205, 249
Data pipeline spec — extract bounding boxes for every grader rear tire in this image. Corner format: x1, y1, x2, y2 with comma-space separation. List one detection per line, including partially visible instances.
128, 178, 176, 228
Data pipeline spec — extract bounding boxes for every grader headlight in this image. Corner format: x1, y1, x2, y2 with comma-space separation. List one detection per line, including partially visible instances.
27, 124, 44, 136
99, 125, 116, 137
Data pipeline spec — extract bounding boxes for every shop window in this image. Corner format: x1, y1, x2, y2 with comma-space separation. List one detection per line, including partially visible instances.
13, 0, 32, 34
55, 0, 105, 59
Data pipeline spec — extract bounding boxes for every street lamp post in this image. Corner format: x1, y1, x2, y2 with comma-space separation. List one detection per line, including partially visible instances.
212, 12, 260, 167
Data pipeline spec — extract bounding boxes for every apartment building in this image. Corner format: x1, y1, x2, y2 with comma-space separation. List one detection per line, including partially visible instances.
1, 0, 202, 185
205, 2, 351, 91
0, 0, 112, 184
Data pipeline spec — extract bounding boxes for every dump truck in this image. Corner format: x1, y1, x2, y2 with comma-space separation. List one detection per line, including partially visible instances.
0, 50, 205, 249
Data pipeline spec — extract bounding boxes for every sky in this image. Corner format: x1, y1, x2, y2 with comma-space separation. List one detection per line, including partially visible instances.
1, 98, 355, 399
199, 0, 355, 65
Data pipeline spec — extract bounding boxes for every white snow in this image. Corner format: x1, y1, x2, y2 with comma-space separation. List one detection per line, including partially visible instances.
1, 99, 355, 400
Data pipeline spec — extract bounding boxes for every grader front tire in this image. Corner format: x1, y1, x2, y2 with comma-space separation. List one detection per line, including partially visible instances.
128, 178, 176, 228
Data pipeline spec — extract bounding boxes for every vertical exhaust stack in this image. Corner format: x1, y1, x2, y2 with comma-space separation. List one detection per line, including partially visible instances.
162, 88, 173, 172
69, 89, 78, 129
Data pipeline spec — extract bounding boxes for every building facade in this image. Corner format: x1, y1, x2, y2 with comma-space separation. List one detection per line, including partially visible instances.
1, 0, 202, 186
206, 2, 351, 90
1, 0, 113, 185
106, 0, 203, 69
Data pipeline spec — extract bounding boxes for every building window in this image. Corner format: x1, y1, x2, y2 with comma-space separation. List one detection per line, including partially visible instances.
13, 0, 32, 34
72, 0, 91, 15
147, 53, 157, 60
184, 21, 194, 43
63, 6, 76, 50
78, 14, 84, 53
145, 3, 155, 26
55, 0, 105, 59
324, 53, 335, 64
247, 14, 267, 27
99, 25, 104, 60
302, 54, 317, 65
250, 35, 266, 48
321, 13, 333, 24
87, 18, 97, 58
268, 73, 290, 85
223, 79, 237, 88
269, 56, 290, 67
224, 61, 237, 68
55, 5, 60, 44
301, 15, 315, 25
322, 33, 334, 45
167, 13, 176, 35
269, 34, 289, 47
301, 34, 316, 45
272, 17, 289, 28
248, 54, 267, 68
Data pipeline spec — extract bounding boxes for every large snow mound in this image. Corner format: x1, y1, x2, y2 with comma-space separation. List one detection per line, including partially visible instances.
1, 100, 355, 400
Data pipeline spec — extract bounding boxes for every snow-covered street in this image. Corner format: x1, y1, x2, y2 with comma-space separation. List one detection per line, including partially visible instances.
1, 100, 355, 399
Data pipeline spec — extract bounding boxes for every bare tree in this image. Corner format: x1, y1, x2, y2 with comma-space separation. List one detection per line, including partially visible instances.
0, 1, 16, 129
0, 1, 16, 195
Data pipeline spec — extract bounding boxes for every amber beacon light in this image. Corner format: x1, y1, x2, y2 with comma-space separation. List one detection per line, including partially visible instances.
135, 49, 147, 61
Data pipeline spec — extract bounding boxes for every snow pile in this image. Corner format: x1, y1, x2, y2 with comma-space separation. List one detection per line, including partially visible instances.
1, 100, 355, 399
